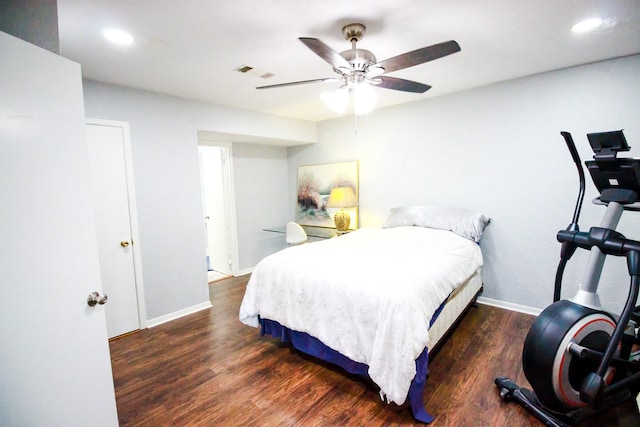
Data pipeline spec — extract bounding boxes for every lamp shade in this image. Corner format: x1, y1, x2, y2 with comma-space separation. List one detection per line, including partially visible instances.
321, 86, 349, 113
353, 83, 377, 115
326, 187, 358, 208
321, 83, 377, 115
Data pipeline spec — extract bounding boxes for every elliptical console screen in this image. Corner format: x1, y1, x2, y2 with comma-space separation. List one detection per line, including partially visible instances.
585, 130, 640, 203
587, 130, 630, 157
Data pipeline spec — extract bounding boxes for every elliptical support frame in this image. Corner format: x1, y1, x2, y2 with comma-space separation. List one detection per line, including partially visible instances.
496, 130, 640, 425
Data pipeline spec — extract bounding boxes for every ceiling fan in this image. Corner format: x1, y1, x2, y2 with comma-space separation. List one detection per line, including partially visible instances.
256, 23, 461, 95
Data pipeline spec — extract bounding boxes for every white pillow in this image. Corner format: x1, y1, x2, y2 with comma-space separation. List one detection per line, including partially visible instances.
382, 205, 491, 242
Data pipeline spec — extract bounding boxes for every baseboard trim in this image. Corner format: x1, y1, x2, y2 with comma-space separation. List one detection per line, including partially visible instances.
147, 301, 213, 328
237, 267, 253, 276
477, 296, 542, 316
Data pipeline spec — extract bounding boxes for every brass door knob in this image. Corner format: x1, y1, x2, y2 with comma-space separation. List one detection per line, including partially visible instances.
120, 241, 130, 247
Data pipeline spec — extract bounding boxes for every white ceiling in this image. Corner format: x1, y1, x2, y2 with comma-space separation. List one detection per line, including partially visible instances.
57, 0, 640, 122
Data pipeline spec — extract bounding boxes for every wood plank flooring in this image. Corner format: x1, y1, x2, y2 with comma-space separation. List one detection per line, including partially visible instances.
108, 275, 544, 426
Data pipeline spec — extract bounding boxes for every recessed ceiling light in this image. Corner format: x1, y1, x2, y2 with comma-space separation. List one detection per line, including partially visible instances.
103, 29, 134, 45
571, 18, 604, 33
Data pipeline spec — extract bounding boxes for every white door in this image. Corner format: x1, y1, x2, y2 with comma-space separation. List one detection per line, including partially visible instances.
200, 146, 231, 275
86, 120, 143, 338
0, 32, 118, 425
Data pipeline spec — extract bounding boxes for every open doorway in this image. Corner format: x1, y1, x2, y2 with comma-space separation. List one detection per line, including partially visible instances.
198, 143, 238, 283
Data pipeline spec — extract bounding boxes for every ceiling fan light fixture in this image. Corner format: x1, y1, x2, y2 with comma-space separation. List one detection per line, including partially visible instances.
353, 83, 377, 115
321, 86, 349, 113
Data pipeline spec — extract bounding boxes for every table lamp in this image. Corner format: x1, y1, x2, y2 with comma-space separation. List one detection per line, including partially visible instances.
326, 187, 358, 232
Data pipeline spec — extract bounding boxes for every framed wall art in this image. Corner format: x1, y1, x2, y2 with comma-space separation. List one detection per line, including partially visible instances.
296, 160, 359, 229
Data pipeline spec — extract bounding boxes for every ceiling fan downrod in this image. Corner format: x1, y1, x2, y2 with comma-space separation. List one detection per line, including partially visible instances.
338, 23, 377, 75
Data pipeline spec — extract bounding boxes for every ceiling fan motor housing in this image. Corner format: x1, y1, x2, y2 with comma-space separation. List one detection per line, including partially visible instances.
339, 48, 377, 73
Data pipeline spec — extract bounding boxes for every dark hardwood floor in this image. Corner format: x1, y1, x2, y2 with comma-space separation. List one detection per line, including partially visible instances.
108, 276, 546, 426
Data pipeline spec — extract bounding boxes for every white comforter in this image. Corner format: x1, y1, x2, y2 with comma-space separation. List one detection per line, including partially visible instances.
239, 226, 483, 405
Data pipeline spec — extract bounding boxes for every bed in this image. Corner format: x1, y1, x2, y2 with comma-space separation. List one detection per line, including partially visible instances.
239, 205, 490, 423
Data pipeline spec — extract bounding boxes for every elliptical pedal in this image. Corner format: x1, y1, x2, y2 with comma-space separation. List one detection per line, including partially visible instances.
495, 377, 570, 427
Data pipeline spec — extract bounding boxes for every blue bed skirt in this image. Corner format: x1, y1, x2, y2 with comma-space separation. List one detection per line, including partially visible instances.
259, 301, 446, 424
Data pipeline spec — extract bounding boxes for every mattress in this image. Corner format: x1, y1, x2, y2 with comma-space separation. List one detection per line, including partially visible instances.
428, 269, 483, 352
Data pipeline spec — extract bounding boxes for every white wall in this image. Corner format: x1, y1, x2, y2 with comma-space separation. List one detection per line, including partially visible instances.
82, 80, 314, 320
288, 54, 640, 312
232, 143, 290, 272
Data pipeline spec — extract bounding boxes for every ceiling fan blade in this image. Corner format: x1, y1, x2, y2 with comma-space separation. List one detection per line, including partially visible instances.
372, 76, 431, 93
299, 37, 352, 71
373, 40, 460, 74
256, 77, 339, 90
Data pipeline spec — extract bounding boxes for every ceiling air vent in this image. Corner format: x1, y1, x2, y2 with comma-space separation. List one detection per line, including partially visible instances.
234, 64, 274, 79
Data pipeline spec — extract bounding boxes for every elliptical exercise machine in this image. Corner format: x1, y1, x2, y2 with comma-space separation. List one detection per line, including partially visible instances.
496, 130, 640, 426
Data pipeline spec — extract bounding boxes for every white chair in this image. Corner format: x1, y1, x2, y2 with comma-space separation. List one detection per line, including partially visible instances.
286, 222, 307, 245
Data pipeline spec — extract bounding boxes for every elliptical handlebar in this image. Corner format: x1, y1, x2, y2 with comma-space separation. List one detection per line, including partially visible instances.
560, 131, 586, 230
557, 228, 640, 261
554, 132, 587, 302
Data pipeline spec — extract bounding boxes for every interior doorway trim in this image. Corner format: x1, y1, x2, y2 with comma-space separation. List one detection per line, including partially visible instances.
86, 117, 147, 330
197, 139, 240, 276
